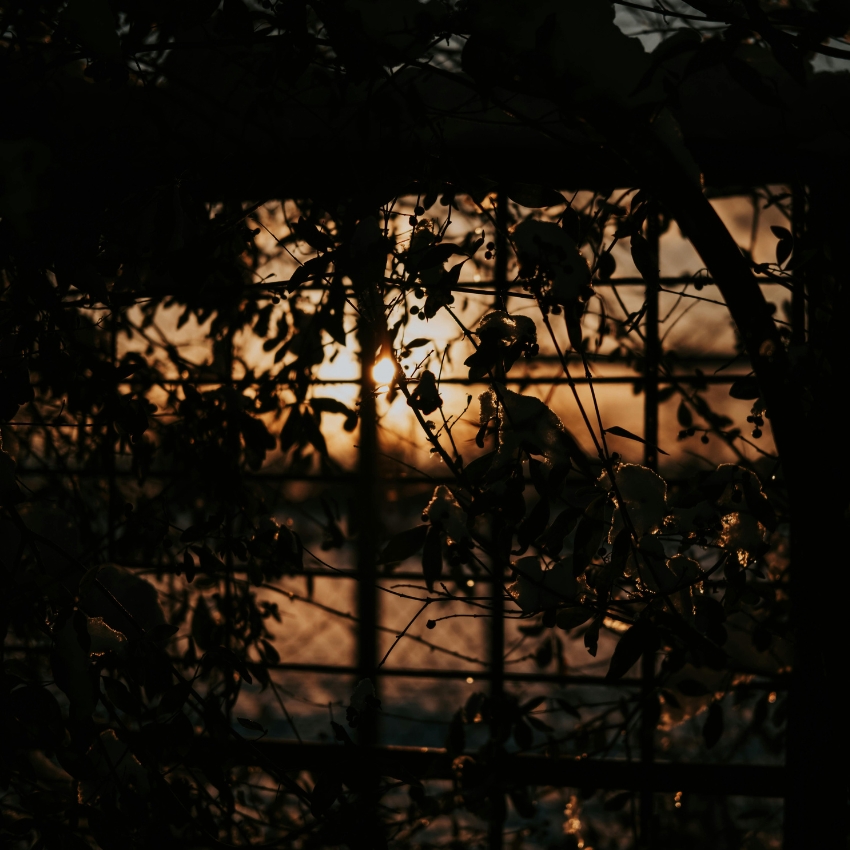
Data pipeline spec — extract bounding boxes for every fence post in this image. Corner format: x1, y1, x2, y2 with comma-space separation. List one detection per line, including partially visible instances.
357, 325, 380, 747
639, 210, 661, 846
488, 189, 509, 850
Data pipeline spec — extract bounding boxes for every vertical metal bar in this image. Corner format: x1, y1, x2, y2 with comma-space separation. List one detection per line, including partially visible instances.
494, 189, 509, 312
107, 313, 118, 563
639, 211, 661, 846
356, 322, 379, 746
488, 190, 509, 850
223, 331, 235, 723
642, 214, 660, 473
790, 184, 806, 346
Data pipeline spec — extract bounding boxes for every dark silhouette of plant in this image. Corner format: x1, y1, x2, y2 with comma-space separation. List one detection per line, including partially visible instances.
1, 2, 848, 848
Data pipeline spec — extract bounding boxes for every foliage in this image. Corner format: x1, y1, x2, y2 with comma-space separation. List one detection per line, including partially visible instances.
1, 1, 848, 849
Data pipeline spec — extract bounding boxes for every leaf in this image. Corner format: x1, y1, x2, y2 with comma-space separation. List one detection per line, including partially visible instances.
421, 526, 443, 592
405, 338, 430, 348
676, 678, 711, 697
279, 406, 304, 451
301, 410, 328, 456
407, 370, 443, 415
565, 305, 583, 352
677, 401, 693, 428
604, 425, 669, 455
310, 397, 354, 417
418, 243, 466, 270
378, 525, 429, 565
729, 375, 760, 399
504, 182, 565, 209
520, 695, 546, 714
310, 773, 342, 818
584, 617, 601, 657
556, 606, 593, 631
182, 549, 196, 583
557, 698, 581, 719
742, 475, 777, 531
605, 621, 659, 680
770, 225, 792, 241
191, 596, 216, 651
60, 0, 122, 60
776, 238, 793, 267
102, 677, 140, 715
540, 507, 580, 557
572, 496, 608, 574
293, 217, 334, 252
146, 623, 179, 643
597, 251, 616, 280
260, 638, 280, 665
703, 701, 723, 749
237, 717, 266, 733
630, 232, 657, 283
515, 496, 550, 554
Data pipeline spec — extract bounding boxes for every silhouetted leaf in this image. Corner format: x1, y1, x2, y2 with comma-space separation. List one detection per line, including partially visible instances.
310, 773, 342, 818
676, 678, 711, 697
505, 183, 565, 209
605, 425, 669, 455
606, 621, 659, 680
584, 617, 602, 657
729, 375, 760, 399
379, 525, 429, 564
703, 701, 724, 749
408, 370, 443, 414
422, 525, 443, 591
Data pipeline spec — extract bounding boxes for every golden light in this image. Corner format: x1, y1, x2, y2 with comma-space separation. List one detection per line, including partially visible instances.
372, 357, 396, 385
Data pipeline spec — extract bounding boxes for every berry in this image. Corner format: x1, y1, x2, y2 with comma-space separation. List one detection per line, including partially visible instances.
409, 216, 417, 226
410, 305, 419, 315
701, 434, 709, 444
484, 251, 493, 260
486, 241, 495, 250
414, 205, 425, 216
752, 428, 762, 439
414, 287, 424, 299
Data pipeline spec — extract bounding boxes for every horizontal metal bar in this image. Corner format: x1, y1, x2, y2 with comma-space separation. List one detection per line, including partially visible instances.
266, 662, 785, 689
192, 739, 787, 797
268, 662, 636, 686
19, 366, 749, 392
426, 374, 748, 386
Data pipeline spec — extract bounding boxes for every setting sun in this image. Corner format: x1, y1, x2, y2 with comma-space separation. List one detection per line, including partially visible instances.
372, 357, 396, 385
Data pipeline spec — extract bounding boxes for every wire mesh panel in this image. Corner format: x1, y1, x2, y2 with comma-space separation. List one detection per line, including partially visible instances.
3, 184, 799, 850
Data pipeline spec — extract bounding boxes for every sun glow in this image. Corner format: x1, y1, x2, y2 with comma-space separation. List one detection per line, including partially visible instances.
372, 358, 396, 385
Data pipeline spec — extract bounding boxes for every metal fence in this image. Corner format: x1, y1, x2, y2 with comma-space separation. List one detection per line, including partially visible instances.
10, 189, 799, 848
